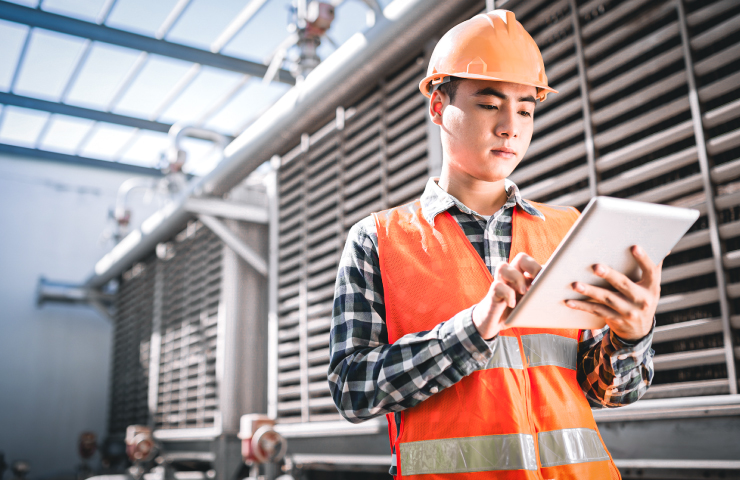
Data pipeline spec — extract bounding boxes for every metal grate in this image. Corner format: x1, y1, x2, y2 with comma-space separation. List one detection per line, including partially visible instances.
109, 257, 155, 435
275, 57, 431, 423
272, 0, 740, 422
155, 221, 223, 430
508, 0, 740, 397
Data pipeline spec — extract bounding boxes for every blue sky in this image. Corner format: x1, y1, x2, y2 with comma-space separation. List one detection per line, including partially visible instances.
0, 0, 392, 175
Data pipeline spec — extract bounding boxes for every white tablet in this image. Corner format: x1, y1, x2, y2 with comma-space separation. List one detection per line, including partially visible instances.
505, 196, 700, 330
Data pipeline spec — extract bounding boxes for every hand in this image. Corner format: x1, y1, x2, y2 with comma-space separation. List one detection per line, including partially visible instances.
473, 253, 542, 339
566, 245, 661, 341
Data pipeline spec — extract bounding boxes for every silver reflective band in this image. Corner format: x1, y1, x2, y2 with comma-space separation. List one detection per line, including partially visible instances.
484, 336, 524, 370
522, 334, 577, 370
400, 433, 537, 475
538, 428, 610, 467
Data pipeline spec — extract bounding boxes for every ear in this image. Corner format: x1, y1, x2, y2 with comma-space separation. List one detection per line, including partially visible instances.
429, 90, 446, 126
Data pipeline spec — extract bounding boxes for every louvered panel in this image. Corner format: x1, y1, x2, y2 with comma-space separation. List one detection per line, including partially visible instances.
275, 54, 430, 423
109, 257, 155, 436
155, 222, 222, 430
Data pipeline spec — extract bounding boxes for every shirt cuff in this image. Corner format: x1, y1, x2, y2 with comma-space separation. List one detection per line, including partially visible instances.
610, 318, 656, 350
438, 306, 493, 375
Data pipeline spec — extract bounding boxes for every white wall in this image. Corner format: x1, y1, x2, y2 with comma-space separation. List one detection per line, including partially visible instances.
0, 153, 160, 479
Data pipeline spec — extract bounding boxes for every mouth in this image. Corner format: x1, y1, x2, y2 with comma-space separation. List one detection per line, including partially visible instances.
490, 147, 517, 158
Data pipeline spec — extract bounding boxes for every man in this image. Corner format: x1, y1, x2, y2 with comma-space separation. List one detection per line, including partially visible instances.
329, 10, 658, 479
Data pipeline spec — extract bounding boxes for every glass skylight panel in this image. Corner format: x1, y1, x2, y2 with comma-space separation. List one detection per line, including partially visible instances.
0, 106, 49, 148
119, 130, 169, 167
181, 136, 222, 177
105, 0, 180, 38
158, 67, 243, 125
221, 0, 292, 62
38, 115, 94, 154
79, 123, 136, 160
65, 43, 141, 110
165, 0, 248, 50
42, 0, 109, 23
113, 55, 192, 119
2, 0, 39, 7
0, 20, 29, 92
204, 77, 289, 135
13, 29, 86, 101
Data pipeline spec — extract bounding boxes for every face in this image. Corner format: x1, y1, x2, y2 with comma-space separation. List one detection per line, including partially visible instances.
430, 79, 537, 183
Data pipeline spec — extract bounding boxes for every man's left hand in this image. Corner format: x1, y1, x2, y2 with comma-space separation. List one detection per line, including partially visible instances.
565, 245, 661, 341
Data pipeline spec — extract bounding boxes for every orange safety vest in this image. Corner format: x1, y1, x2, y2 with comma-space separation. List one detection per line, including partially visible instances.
374, 200, 621, 479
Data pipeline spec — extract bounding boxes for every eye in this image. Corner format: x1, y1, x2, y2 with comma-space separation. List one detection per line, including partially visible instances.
479, 104, 497, 110
519, 110, 533, 118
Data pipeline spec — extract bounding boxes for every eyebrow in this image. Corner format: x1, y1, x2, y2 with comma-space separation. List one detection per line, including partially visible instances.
473, 87, 536, 104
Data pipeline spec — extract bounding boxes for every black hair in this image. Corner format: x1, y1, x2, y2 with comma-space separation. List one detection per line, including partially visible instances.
435, 77, 462, 103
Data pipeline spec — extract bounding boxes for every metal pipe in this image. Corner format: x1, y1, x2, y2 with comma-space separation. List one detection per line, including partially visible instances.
676, 0, 737, 394
85, 0, 481, 289
266, 164, 280, 419
569, 0, 598, 199
198, 214, 268, 276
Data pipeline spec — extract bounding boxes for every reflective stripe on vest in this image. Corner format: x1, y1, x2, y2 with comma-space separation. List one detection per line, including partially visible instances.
522, 334, 577, 370
538, 428, 610, 467
483, 336, 523, 369
400, 433, 538, 475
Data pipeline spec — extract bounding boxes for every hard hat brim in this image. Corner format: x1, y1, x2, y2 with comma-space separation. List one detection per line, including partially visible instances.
419, 72, 558, 102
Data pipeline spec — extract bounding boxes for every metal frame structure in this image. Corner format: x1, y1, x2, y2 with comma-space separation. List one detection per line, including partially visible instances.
0, 0, 288, 170
69, 0, 740, 477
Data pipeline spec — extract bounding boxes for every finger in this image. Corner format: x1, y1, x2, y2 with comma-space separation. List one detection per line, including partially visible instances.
510, 252, 542, 280
495, 263, 527, 295
493, 281, 517, 308
631, 245, 661, 287
591, 263, 642, 303
572, 281, 635, 316
565, 298, 620, 320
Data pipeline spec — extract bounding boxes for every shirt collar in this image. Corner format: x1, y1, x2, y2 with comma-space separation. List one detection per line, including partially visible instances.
419, 177, 545, 226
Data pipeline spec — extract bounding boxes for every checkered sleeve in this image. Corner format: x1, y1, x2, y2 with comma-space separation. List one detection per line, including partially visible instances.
328, 216, 494, 423
577, 322, 655, 408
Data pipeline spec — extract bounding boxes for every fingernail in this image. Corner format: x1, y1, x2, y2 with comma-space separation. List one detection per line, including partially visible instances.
593, 264, 605, 275
565, 300, 574, 307
633, 245, 643, 255
572, 282, 584, 292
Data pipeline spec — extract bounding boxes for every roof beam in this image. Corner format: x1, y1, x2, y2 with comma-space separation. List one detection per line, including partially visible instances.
0, 143, 164, 176
0, 1, 296, 85
0, 91, 173, 132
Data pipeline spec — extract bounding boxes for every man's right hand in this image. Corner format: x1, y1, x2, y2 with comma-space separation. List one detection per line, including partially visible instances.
472, 253, 542, 339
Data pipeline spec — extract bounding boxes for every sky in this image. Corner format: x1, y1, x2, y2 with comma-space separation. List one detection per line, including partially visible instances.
0, 0, 392, 175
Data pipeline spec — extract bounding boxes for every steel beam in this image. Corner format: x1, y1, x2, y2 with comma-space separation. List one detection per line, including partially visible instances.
0, 91, 172, 132
184, 197, 268, 223
0, 0, 295, 85
198, 214, 268, 276
677, 0, 738, 395
0, 142, 163, 176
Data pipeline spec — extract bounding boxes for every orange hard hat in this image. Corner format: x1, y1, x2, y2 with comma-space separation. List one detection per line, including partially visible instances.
420, 10, 557, 102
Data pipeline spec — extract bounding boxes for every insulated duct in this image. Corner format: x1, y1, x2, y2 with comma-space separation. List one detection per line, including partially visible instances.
87, 0, 480, 289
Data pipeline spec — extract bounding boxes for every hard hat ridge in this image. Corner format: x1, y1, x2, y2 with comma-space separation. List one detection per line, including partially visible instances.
420, 10, 557, 102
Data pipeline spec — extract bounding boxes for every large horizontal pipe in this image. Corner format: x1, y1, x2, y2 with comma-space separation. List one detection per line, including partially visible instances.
87, 0, 481, 289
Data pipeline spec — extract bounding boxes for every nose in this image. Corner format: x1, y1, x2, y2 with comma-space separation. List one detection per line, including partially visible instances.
494, 107, 519, 138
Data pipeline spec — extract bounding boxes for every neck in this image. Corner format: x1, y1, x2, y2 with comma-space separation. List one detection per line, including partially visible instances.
438, 165, 509, 216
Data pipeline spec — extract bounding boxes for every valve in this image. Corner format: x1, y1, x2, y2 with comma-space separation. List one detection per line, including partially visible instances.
125, 426, 156, 463
238, 414, 287, 465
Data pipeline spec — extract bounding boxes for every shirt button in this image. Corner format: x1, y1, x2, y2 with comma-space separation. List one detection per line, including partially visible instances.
429, 386, 439, 394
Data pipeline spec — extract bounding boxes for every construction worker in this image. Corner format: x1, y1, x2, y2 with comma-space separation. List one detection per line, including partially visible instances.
329, 10, 658, 479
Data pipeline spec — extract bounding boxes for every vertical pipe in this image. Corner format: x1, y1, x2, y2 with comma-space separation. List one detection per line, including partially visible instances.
266, 160, 281, 420
486, 0, 495, 12
298, 133, 311, 422
676, 0, 737, 394
569, 0, 598, 199
147, 259, 163, 428
336, 107, 347, 245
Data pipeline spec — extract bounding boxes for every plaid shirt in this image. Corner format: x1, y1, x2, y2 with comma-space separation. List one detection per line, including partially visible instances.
329, 179, 654, 428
